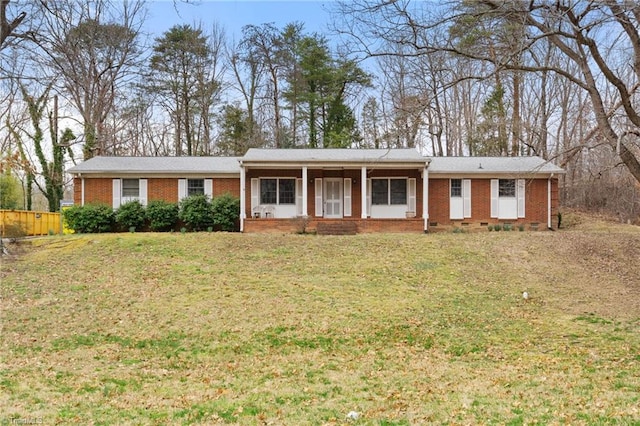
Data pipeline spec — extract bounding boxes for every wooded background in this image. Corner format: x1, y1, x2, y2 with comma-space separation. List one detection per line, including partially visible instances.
1, 0, 639, 222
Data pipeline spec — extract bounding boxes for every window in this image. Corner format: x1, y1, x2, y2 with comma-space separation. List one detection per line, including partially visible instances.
450, 179, 462, 197
122, 179, 139, 197
188, 179, 205, 196
278, 179, 295, 204
372, 179, 388, 205
260, 179, 277, 204
260, 178, 295, 205
390, 179, 407, 204
372, 178, 407, 205
499, 179, 516, 197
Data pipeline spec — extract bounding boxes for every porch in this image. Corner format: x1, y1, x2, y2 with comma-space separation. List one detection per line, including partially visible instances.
243, 217, 426, 234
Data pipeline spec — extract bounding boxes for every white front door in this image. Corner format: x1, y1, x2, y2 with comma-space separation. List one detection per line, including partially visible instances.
324, 178, 343, 218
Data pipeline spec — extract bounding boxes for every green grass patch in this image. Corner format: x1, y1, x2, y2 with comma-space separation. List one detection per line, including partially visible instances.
2, 228, 640, 424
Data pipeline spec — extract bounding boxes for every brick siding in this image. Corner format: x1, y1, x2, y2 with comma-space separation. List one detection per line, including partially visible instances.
428, 177, 559, 231
74, 174, 560, 232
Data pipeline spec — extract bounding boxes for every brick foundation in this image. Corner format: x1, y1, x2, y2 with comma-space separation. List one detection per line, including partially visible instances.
243, 218, 426, 234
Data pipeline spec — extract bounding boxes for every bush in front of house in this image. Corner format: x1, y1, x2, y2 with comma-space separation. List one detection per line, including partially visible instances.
211, 193, 240, 232
146, 200, 179, 231
179, 194, 214, 231
115, 200, 146, 232
63, 204, 115, 233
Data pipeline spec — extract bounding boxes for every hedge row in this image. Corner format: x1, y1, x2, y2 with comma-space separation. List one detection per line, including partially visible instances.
63, 194, 240, 233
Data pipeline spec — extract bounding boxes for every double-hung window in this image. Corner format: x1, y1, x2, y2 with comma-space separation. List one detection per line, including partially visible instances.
260, 178, 295, 205
499, 179, 516, 197
122, 179, 140, 198
113, 178, 147, 208
450, 179, 462, 197
372, 178, 407, 205
188, 179, 205, 196
491, 178, 525, 219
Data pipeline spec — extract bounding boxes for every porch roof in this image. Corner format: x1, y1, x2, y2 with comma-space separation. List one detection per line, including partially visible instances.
242, 148, 428, 167
68, 156, 241, 175
428, 156, 565, 176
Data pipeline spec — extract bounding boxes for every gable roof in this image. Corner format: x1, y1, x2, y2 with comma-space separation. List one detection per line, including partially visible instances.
67, 156, 241, 175
242, 148, 427, 164
428, 156, 564, 175
67, 152, 564, 177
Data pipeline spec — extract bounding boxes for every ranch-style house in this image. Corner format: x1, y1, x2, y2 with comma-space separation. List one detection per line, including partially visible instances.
68, 148, 564, 233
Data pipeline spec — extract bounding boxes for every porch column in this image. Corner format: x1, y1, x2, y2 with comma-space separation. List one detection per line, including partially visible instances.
361, 166, 367, 218
422, 166, 429, 232
302, 166, 308, 216
81, 177, 85, 206
239, 162, 246, 232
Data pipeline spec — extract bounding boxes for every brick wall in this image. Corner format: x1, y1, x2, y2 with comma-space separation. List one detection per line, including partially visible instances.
77, 177, 240, 207
213, 178, 240, 198
428, 177, 559, 230
243, 218, 425, 233
83, 178, 112, 205
147, 178, 178, 203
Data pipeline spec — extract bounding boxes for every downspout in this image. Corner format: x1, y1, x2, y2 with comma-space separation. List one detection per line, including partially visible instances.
547, 173, 553, 230
239, 161, 246, 232
423, 161, 430, 233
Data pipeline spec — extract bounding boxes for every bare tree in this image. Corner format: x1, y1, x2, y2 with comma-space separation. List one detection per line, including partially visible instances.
0, 0, 26, 50
33, 0, 145, 159
335, 0, 640, 183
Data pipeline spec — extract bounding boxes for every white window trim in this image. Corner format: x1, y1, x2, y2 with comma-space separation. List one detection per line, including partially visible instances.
113, 178, 147, 208
259, 177, 297, 206
491, 178, 525, 219
370, 177, 409, 206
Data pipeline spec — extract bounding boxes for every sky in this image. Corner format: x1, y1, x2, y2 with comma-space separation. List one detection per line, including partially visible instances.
144, 0, 335, 41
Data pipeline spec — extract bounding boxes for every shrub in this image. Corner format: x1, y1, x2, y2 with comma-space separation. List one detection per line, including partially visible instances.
493, 224, 502, 231
146, 200, 179, 231
115, 201, 146, 232
211, 193, 240, 232
63, 204, 114, 233
503, 223, 512, 231
179, 194, 214, 231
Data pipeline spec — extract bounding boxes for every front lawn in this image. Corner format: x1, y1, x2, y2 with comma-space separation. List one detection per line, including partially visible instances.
2, 221, 639, 424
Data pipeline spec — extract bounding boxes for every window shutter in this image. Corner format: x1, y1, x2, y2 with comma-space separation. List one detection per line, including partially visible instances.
204, 179, 213, 198
490, 179, 499, 218
517, 179, 526, 218
407, 178, 416, 213
314, 178, 323, 217
296, 178, 303, 216
463, 179, 471, 218
178, 179, 187, 201
251, 178, 259, 212
343, 178, 352, 217
366, 179, 372, 217
112, 179, 121, 209
139, 179, 148, 206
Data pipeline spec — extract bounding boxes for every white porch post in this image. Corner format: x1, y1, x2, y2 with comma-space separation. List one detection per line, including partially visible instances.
422, 165, 429, 232
240, 162, 246, 232
81, 177, 85, 206
361, 166, 367, 218
302, 166, 308, 216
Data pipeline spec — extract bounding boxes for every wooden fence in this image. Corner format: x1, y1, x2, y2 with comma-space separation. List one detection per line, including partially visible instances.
0, 210, 62, 237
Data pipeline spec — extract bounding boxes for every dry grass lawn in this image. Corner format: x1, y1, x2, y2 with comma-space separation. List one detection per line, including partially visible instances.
1, 212, 639, 425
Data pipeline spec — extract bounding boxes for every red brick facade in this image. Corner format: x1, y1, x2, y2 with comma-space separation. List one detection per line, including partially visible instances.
74, 177, 241, 206
72, 169, 560, 233
428, 177, 558, 230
